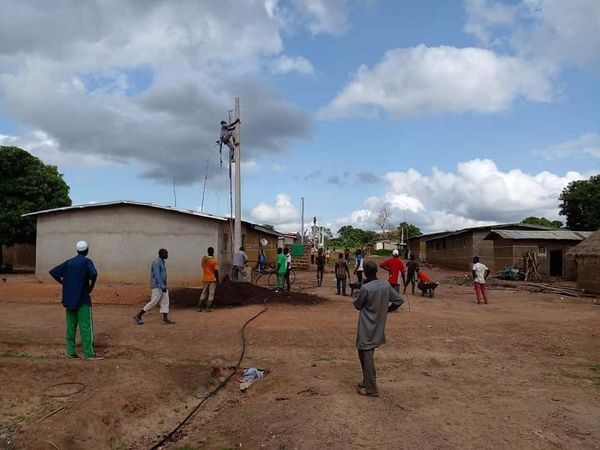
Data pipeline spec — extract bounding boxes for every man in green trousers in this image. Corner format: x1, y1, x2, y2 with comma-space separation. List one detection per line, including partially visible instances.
50, 240, 103, 360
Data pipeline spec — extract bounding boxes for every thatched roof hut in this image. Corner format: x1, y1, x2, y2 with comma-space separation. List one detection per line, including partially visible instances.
567, 229, 600, 293
567, 229, 600, 258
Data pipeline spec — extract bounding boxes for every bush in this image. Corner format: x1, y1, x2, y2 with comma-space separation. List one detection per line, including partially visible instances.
372, 249, 393, 256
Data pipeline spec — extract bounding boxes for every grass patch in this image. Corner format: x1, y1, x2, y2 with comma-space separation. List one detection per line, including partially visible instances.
557, 369, 600, 388
1, 350, 36, 359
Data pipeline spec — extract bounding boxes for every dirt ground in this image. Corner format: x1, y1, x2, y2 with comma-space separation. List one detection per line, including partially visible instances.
0, 261, 599, 450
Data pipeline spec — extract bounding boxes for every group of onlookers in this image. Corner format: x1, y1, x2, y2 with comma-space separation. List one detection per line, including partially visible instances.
324, 248, 436, 297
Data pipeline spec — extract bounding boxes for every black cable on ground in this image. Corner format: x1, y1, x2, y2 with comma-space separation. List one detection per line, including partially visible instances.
149, 296, 271, 450
42, 382, 85, 398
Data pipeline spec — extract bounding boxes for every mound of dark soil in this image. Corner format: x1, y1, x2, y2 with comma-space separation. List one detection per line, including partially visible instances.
170, 281, 326, 308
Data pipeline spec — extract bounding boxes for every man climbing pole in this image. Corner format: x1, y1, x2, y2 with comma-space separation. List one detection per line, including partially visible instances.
218, 118, 240, 163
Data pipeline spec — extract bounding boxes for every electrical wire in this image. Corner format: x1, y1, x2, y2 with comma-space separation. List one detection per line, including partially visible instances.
148, 297, 271, 450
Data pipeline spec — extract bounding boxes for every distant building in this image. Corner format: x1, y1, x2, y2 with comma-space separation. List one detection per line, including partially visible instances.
412, 223, 552, 271
567, 229, 600, 292
374, 240, 398, 251
0, 243, 36, 273
407, 231, 451, 261
24, 201, 282, 285
484, 229, 592, 278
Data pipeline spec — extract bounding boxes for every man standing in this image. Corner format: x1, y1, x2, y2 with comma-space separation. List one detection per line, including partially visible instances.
335, 253, 351, 296
199, 247, 219, 312
284, 247, 292, 292
354, 261, 404, 396
404, 254, 420, 295
315, 248, 326, 287
133, 249, 175, 325
49, 241, 102, 360
232, 246, 248, 282
379, 249, 406, 292
354, 249, 365, 283
276, 247, 286, 292
472, 256, 490, 304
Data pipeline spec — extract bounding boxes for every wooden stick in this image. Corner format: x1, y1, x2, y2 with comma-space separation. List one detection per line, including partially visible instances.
37, 405, 66, 423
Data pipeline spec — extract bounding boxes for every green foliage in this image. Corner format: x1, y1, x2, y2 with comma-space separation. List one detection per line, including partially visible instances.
0, 146, 71, 245
372, 249, 393, 256
397, 221, 422, 238
521, 216, 563, 229
261, 224, 275, 231
332, 225, 378, 250
559, 175, 600, 231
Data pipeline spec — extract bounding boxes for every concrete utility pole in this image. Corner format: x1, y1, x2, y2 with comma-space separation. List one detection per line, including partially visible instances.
233, 97, 242, 251
300, 197, 305, 244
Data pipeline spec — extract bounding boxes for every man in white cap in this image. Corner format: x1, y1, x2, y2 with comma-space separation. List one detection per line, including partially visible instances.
133, 248, 175, 325
379, 249, 406, 293
49, 240, 102, 360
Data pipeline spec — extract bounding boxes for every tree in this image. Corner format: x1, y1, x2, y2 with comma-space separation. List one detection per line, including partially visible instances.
334, 225, 378, 249
0, 147, 71, 259
397, 221, 422, 239
559, 175, 600, 231
374, 207, 391, 238
261, 224, 275, 231
521, 217, 563, 229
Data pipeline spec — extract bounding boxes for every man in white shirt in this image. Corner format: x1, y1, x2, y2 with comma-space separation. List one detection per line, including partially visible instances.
284, 247, 292, 292
472, 256, 490, 304
232, 247, 248, 282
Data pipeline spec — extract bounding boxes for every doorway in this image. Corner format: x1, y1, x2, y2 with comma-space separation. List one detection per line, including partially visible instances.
549, 250, 563, 276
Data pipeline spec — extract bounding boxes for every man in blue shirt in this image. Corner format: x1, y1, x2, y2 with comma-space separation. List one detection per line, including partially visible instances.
133, 248, 175, 325
49, 240, 102, 360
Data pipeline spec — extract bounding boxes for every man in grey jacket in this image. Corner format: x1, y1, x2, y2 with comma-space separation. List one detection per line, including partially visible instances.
133, 249, 175, 325
353, 261, 404, 396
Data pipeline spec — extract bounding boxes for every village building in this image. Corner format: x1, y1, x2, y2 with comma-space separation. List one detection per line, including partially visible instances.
412, 223, 552, 270
407, 231, 452, 261
0, 243, 36, 273
566, 229, 600, 293
24, 201, 282, 285
484, 229, 592, 278
374, 239, 398, 251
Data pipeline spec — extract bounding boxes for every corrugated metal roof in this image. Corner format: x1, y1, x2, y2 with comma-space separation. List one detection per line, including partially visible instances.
22, 200, 286, 236
22, 200, 228, 221
486, 229, 593, 241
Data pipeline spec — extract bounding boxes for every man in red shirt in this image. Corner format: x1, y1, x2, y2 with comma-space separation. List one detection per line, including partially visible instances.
379, 249, 405, 293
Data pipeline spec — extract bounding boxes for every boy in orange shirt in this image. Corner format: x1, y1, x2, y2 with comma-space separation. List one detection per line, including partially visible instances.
198, 247, 219, 312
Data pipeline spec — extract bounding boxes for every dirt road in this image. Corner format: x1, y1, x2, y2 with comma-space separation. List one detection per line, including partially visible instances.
0, 266, 599, 449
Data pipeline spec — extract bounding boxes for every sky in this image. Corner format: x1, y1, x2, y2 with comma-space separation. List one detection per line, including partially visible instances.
0, 0, 599, 234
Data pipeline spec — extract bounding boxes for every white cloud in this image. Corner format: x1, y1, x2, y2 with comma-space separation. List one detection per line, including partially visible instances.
465, 0, 600, 74
0, 131, 116, 167
0, 1, 313, 184
270, 163, 286, 172
294, 0, 349, 36
249, 193, 301, 232
464, 0, 518, 46
320, 45, 554, 119
270, 55, 315, 75
534, 132, 600, 159
337, 158, 593, 233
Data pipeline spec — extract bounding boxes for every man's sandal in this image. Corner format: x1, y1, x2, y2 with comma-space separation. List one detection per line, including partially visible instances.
356, 386, 379, 397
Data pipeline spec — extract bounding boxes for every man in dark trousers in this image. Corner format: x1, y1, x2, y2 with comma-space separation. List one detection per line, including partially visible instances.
335, 253, 351, 295
219, 118, 240, 162
353, 261, 404, 396
49, 240, 103, 360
